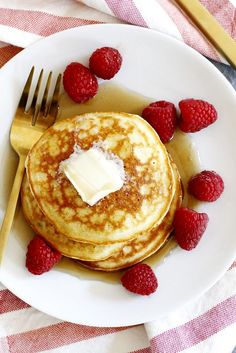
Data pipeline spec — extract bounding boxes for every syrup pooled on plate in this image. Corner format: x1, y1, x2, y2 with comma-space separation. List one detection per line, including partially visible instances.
54, 83, 201, 282
58, 82, 151, 120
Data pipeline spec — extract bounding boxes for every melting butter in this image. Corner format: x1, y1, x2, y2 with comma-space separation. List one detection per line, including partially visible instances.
61, 147, 124, 206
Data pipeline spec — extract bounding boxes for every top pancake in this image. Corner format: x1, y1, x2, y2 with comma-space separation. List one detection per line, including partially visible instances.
27, 112, 175, 244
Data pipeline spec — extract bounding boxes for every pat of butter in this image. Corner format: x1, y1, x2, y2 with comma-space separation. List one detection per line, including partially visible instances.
62, 148, 124, 206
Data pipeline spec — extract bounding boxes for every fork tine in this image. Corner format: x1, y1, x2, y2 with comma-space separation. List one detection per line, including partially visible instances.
30, 69, 43, 126
41, 71, 52, 117
45, 73, 61, 122
18, 66, 34, 110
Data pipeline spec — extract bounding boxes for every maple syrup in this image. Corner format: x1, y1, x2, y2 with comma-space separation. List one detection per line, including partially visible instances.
58, 82, 151, 120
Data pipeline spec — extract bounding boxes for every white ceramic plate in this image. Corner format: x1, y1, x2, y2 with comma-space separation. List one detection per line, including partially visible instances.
0, 24, 236, 327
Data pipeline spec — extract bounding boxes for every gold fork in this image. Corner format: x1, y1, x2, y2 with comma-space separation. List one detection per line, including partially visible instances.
0, 67, 61, 263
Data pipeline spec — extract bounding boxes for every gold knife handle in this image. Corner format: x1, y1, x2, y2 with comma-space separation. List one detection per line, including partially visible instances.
175, 0, 236, 68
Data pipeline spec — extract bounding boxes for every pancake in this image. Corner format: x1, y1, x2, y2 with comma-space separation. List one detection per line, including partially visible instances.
21, 174, 127, 261
79, 162, 182, 271
27, 112, 175, 244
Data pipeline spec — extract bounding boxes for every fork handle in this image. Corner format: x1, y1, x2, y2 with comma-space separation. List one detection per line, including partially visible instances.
0, 155, 26, 264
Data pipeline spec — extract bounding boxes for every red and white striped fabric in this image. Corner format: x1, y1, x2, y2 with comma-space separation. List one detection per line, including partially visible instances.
1, 0, 236, 65
0, 1, 236, 352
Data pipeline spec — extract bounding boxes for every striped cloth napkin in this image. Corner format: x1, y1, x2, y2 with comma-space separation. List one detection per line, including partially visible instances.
0, 1, 236, 352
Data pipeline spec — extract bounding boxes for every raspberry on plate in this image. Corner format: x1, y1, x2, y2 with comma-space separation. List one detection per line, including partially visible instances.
63, 62, 98, 103
173, 207, 209, 251
121, 263, 158, 295
89, 47, 122, 79
26, 235, 62, 275
179, 99, 217, 132
188, 170, 224, 202
142, 101, 177, 143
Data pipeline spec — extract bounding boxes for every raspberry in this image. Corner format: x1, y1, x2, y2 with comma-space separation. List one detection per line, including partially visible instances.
89, 47, 122, 79
188, 170, 224, 202
26, 236, 61, 275
179, 99, 217, 132
63, 62, 98, 103
121, 263, 158, 295
173, 208, 209, 251
142, 101, 177, 143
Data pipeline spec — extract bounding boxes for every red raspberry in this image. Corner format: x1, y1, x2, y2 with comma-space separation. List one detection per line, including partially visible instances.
121, 263, 158, 295
142, 101, 177, 143
188, 170, 224, 202
26, 235, 61, 275
173, 208, 209, 251
89, 47, 122, 79
179, 99, 217, 132
63, 62, 98, 103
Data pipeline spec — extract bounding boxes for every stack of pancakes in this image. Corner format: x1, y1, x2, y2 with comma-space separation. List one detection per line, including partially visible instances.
21, 112, 182, 271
